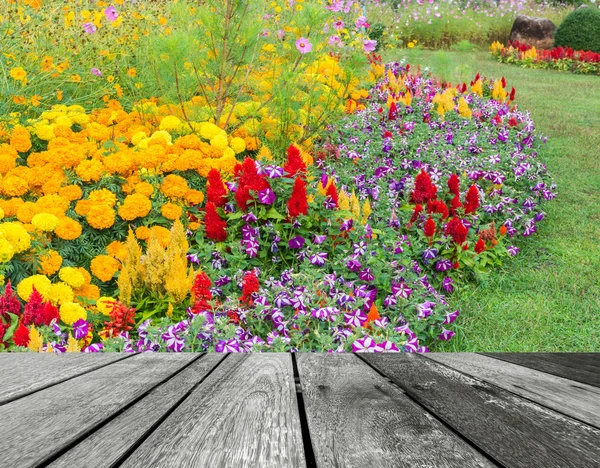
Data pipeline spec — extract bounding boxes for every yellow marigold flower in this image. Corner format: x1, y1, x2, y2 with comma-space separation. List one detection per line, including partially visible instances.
59, 302, 87, 326
200, 122, 226, 141
59, 185, 83, 201
39, 250, 63, 275
210, 134, 228, 150
161, 202, 183, 220
48, 282, 75, 305
34, 124, 56, 141
160, 174, 188, 198
96, 296, 116, 316
86, 205, 115, 230
118, 193, 152, 221
75, 159, 104, 182
0, 207, 4, 220
184, 189, 204, 205
77, 267, 92, 285
59, 267, 85, 288
90, 255, 120, 282
0, 238, 15, 263
32, 213, 59, 232
17, 274, 52, 301
0, 222, 31, 253
10, 127, 32, 153
159, 115, 182, 133
229, 137, 246, 154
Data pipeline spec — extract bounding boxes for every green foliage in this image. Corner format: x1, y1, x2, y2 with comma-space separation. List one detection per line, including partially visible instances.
450, 40, 480, 52
368, 22, 386, 51
554, 6, 600, 53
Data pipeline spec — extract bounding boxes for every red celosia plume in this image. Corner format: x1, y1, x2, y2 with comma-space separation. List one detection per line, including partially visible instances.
204, 202, 227, 242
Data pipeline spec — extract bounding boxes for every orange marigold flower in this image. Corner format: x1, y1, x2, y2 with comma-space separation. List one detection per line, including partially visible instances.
55, 217, 82, 240
10, 127, 32, 153
106, 241, 128, 261
160, 174, 188, 198
161, 202, 182, 220
90, 255, 120, 282
59, 185, 83, 201
39, 250, 63, 275
86, 205, 116, 230
118, 193, 152, 221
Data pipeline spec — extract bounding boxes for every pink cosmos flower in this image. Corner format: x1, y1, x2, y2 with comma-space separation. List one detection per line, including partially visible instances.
295, 37, 312, 54
83, 22, 97, 34
363, 39, 377, 53
328, 35, 341, 46
355, 16, 369, 29
91, 68, 102, 77
333, 20, 344, 31
104, 6, 119, 22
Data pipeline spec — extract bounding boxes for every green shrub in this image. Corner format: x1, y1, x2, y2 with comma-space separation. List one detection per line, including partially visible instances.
368, 22, 386, 52
554, 7, 600, 53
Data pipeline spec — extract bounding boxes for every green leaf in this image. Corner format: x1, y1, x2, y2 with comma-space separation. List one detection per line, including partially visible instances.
266, 207, 285, 220
2, 313, 20, 342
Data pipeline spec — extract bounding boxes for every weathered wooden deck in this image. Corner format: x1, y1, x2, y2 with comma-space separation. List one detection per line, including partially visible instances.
0, 353, 598, 468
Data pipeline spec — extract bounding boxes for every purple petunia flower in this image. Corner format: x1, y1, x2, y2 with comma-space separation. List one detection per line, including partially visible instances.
435, 259, 453, 271
288, 236, 305, 249
392, 282, 412, 299
265, 165, 284, 178
215, 339, 241, 352
310, 252, 328, 266
72, 319, 89, 340
374, 340, 399, 352
443, 310, 460, 325
313, 234, 327, 245
442, 277, 454, 293
507, 245, 519, 256
352, 336, 376, 352
83, 343, 103, 352
438, 329, 456, 341
258, 188, 276, 205
359, 268, 374, 282
346, 258, 361, 271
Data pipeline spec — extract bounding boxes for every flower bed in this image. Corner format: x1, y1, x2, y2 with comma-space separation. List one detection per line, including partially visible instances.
0, 59, 556, 353
490, 40, 600, 75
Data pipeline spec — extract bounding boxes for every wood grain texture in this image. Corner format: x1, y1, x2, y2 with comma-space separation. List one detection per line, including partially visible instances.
424, 353, 600, 428
0, 353, 197, 468
0, 354, 128, 405
481, 353, 600, 388
119, 353, 306, 468
363, 353, 600, 468
297, 353, 496, 468
47, 354, 226, 468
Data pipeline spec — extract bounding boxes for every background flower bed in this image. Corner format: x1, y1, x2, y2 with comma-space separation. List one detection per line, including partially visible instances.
0, 0, 572, 353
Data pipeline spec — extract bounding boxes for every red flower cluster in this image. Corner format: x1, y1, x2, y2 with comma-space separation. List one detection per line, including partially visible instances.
12, 323, 30, 347
284, 145, 306, 178
445, 216, 469, 245
475, 237, 486, 254
464, 185, 480, 214
409, 203, 423, 224
411, 169, 437, 204
22, 288, 59, 327
206, 169, 227, 207
427, 199, 449, 220
240, 270, 259, 307
287, 177, 308, 219
104, 302, 136, 336
191, 272, 212, 314
0, 282, 20, 318
326, 182, 339, 207
234, 158, 270, 211
447, 174, 460, 196
424, 216, 436, 238
204, 202, 227, 242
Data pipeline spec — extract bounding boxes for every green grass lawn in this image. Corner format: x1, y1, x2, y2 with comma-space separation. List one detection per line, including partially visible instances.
386, 50, 600, 351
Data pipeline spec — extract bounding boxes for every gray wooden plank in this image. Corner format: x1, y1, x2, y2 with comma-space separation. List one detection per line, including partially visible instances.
48, 354, 227, 468
481, 353, 600, 388
363, 354, 600, 468
0, 353, 198, 468
425, 353, 600, 428
296, 353, 496, 468
0, 354, 129, 404
119, 354, 306, 468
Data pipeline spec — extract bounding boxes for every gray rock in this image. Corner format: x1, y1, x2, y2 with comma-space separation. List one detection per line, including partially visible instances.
509, 15, 557, 50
